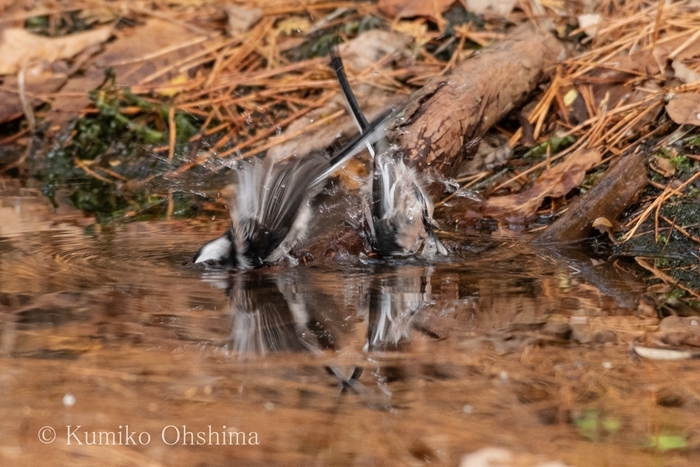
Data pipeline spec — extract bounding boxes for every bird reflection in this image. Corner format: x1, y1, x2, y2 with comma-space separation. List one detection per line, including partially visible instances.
214, 265, 435, 396
364, 266, 433, 351
223, 271, 364, 392
224, 273, 333, 355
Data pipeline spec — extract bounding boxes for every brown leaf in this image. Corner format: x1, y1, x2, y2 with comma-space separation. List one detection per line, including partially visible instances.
467, 0, 517, 16
225, 4, 263, 36
0, 27, 112, 75
578, 52, 659, 113
483, 148, 602, 222
378, 0, 455, 22
671, 59, 700, 84
653, 32, 700, 73
578, 13, 601, 39
47, 19, 212, 126
592, 217, 617, 243
653, 155, 676, 177
0, 69, 67, 124
666, 93, 700, 126
266, 31, 411, 162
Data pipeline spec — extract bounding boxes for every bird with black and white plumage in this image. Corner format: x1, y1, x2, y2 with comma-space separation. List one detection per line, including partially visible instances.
329, 47, 448, 258
193, 107, 392, 269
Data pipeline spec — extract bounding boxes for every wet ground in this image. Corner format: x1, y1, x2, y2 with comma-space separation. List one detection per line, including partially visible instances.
0, 181, 699, 467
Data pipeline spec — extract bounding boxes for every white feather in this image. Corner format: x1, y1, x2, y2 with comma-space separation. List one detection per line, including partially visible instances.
193, 235, 232, 264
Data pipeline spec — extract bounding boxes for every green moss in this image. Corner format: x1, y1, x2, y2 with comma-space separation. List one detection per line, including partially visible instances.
621, 200, 700, 295
573, 409, 622, 441
646, 434, 687, 451
687, 134, 700, 147
523, 134, 576, 159
669, 154, 694, 174
24, 11, 94, 36
39, 69, 204, 223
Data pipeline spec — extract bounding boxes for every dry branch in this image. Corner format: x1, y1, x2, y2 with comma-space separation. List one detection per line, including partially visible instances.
388, 22, 568, 197
532, 150, 647, 245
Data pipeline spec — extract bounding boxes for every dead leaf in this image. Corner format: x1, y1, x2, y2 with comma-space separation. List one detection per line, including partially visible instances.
225, 4, 263, 36
156, 73, 191, 97
591, 217, 617, 243
378, 0, 455, 23
666, 93, 700, 126
274, 16, 312, 36
460, 133, 511, 174
578, 13, 601, 39
483, 148, 602, 222
578, 52, 659, 117
393, 20, 437, 47
671, 59, 700, 84
78, 7, 119, 25
466, 0, 517, 15
653, 32, 700, 73
338, 30, 413, 71
0, 26, 113, 75
563, 88, 578, 106
0, 68, 67, 123
47, 19, 212, 126
653, 155, 675, 177
634, 346, 700, 360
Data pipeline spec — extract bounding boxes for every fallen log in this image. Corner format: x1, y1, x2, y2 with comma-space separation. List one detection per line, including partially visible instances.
388, 22, 568, 198
304, 22, 569, 258
532, 150, 647, 245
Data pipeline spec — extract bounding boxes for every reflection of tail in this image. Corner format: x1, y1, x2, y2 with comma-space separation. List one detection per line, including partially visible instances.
365, 267, 433, 351
330, 47, 447, 257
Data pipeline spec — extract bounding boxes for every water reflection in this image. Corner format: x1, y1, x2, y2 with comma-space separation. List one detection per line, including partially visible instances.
1, 189, 670, 467
218, 266, 435, 357
364, 266, 432, 351
216, 266, 437, 395
223, 274, 332, 355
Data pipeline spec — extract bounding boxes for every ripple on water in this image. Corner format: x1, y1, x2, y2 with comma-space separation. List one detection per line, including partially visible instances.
0, 191, 669, 467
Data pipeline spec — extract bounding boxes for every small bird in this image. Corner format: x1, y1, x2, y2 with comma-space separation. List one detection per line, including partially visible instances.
194, 108, 391, 268
329, 48, 448, 257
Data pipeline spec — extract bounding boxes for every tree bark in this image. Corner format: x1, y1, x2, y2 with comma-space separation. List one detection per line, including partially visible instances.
389, 22, 568, 197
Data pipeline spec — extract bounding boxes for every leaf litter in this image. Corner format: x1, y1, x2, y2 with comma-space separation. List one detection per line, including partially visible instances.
0, 0, 700, 418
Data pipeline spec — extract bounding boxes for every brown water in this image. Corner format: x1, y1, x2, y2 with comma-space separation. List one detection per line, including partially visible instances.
0, 184, 698, 467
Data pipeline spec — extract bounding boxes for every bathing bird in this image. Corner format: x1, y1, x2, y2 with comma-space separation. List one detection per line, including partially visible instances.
329, 48, 448, 257
194, 108, 391, 268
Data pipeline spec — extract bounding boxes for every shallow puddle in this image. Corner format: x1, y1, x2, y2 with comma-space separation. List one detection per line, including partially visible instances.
0, 185, 698, 466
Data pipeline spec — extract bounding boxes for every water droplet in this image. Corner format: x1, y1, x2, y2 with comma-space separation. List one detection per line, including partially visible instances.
63, 393, 76, 408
